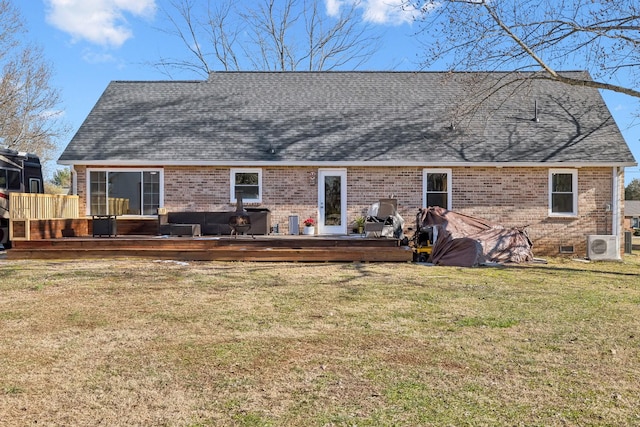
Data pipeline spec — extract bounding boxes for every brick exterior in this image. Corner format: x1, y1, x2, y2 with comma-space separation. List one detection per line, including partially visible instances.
73, 165, 625, 257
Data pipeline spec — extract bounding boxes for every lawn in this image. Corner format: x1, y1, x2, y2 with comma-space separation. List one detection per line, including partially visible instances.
1, 255, 639, 426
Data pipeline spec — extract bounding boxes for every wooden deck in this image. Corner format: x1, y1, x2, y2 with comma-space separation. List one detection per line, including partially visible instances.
7, 235, 414, 262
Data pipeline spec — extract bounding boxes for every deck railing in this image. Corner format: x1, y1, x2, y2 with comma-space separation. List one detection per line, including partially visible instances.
9, 193, 79, 220
108, 198, 130, 216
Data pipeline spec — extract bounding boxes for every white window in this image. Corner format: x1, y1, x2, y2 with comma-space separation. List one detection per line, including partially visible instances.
423, 169, 452, 210
230, 168, 262, 203
549, 169, 578, 216
86, 169, 162, 216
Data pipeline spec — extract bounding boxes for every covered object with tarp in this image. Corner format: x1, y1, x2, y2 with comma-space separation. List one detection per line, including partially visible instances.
415, 206, 533, 266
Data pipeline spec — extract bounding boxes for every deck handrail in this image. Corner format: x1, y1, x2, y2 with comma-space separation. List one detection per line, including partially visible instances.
9, 193, 79, 219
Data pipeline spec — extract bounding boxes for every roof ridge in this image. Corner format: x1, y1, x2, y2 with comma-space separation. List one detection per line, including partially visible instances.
110, 80, 204, 83
205, 70, 588, 74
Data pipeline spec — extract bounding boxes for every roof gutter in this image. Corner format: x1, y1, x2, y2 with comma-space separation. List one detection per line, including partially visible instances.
57, 160, 639, 168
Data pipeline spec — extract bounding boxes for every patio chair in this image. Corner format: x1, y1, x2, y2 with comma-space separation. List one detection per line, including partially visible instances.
378, 198, 398, 211
365, 200, 397, 237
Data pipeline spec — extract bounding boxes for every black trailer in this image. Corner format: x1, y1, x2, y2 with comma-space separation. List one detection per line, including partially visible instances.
1, 148, 44, 246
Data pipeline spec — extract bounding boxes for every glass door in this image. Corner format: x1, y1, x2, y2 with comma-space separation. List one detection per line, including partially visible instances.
318, 169, 347, 235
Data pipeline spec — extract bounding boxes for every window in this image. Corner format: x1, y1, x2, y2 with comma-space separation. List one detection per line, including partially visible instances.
7, 170, 20, 190
29, 178, 41, 193
87, 169, 162, 215
549, 169, 578, 216
423, 169, 452, 210
0, 169, 21, 190
632, 217, 639, 229
230, 168, 262, 203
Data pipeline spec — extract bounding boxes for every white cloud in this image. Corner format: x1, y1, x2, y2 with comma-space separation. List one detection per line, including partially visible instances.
361, 0, 416, 25
44, 0, 156, 48
325, 0, 344, 17
325, 0, 417, 26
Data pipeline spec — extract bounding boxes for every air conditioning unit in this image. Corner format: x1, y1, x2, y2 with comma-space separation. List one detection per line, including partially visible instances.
587, 235, 620, 261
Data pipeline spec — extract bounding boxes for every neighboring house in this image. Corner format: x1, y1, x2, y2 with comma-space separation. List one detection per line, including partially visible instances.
58, 71, 637, 256
625, 200, 640, 231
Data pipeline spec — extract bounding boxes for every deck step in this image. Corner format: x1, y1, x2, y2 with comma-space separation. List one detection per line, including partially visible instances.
7, 237, 413, 262
7, 247, 413, 262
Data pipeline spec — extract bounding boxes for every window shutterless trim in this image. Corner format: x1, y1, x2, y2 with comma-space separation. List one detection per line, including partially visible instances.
230, 168, 262, 203
548, 168, 578, 217
422, 168, 452, 210
85, 167, 164, 216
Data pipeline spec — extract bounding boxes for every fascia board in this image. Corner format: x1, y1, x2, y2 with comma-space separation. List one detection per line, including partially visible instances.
58, 159, 638, 168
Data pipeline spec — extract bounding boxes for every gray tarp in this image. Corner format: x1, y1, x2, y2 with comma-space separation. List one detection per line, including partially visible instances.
417, 206, 534, 266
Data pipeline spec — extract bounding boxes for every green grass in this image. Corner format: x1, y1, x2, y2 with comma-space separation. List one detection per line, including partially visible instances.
0, 256, 639, 426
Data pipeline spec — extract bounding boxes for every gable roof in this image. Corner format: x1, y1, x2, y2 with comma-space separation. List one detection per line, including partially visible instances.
59, 71, 636, 167
625, 200, 640, 217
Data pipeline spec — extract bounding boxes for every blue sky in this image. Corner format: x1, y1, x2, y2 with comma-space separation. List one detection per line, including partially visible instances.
16, 0, 640, 184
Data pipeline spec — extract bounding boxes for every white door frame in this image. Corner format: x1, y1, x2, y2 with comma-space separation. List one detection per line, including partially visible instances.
317, 169, 347, 235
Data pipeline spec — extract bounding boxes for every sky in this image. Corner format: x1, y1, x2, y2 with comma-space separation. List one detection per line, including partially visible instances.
15, 0, 640, 185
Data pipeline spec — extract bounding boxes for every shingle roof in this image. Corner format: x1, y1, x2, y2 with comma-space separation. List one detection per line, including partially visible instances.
59, 71, 637, 165
625, 200, 640, 217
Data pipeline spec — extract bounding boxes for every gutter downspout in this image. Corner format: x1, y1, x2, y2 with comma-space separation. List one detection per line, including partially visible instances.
612, 166, 620, 236
70, 165, 77, 196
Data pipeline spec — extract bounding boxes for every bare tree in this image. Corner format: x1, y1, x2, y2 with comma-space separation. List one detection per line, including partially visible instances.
154, 0, 381, 77
409, 0, 640, 99
0, 0, 68, 162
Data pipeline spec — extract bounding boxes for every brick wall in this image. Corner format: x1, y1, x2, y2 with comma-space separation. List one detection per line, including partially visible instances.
164, 167, 230, 211
450, 167, 618, 256
73, 164, 623, 257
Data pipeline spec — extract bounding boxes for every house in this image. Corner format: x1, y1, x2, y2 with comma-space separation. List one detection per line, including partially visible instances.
625, 200, 640, 231
58, 71, 637, 256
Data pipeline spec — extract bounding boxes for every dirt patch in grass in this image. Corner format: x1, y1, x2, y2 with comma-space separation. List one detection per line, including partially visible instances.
1, 256, 639, 426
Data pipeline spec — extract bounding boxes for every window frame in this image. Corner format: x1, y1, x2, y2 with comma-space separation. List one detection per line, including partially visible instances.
29, 178, 41, 193
230, 168, 262, 204
548, 168, 578, 217
422, 168, 452, 210
85, 168, 164, 216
